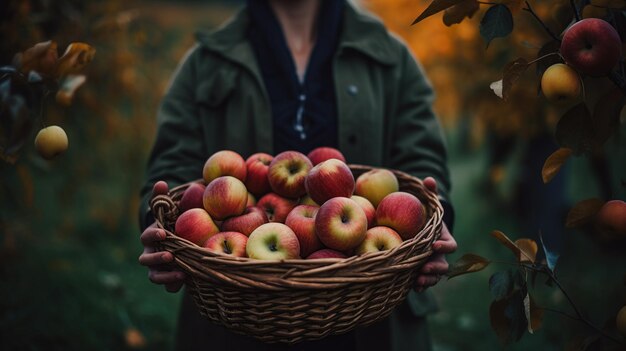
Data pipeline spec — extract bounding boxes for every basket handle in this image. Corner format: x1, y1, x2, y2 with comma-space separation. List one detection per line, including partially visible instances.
150, 193, 179, 229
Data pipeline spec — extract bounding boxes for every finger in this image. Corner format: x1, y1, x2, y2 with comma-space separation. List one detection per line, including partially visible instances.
421, 259, 449, 275
148, 270, 185, 285
153, 181, 169, 197
423, 177, 438, 194
141, 227, 166, 246
432, 238, 458, 253
165, 280, 185, 293
139, 251, 174, 267
415, 274, 440, 289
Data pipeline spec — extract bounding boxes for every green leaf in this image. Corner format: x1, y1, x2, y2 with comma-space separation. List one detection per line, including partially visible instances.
489, 271, 513, 301
555, 103, 594, 155
480, 4, 514, 47
412, 0, 466, 25
447, 253, 490, 279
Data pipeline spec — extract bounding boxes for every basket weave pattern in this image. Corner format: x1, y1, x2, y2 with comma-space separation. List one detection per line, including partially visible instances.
150, 164, 443, 344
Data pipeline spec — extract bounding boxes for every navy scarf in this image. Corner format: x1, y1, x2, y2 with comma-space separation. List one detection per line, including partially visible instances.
247, 0, 345, 154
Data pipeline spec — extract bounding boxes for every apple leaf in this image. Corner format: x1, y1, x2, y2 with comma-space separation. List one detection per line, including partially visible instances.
565, 198, 604, 229
480, 4, 513, 48
489, 271, 513, 301
542, 147, 572, 184
502, 58, 529, 101
443, 0, 479, 26
555, 103, 594, 155
591, 88, 625, 148
447, 253, 490, 279
56, 43, 96, 77
514, 239, 537, 263
412, 0, 467, 25
539, 232, 559, 272
524, 293, 543, 333
490, 230, 520, 258
490, 290, 527, 346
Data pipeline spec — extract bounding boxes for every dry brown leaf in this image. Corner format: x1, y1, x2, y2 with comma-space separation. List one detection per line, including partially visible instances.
15, 41, 58, 76
56, 43, 96, 77
515, 238, 537, 263
565, 198, 604, 229
542, 147, 572, 184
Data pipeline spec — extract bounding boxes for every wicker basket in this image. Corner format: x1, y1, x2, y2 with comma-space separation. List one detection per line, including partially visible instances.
150, 164, 443, 344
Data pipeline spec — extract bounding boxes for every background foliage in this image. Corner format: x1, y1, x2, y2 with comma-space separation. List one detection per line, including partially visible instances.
1, 0, 625, 350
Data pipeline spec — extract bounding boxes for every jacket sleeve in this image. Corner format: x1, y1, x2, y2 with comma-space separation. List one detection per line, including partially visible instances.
138, 47, 206, 231
387, 43, 455, 230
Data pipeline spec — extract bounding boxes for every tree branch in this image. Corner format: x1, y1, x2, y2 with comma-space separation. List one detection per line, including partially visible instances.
523, 1, 561, 43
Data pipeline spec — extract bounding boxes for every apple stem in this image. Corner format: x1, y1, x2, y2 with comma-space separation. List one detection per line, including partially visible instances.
523, 1, 561, 43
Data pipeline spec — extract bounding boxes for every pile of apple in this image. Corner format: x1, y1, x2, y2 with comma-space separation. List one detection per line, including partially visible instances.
170, 147, 428, 260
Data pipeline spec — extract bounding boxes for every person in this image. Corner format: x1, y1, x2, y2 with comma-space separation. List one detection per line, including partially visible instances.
138, 0, 457, 350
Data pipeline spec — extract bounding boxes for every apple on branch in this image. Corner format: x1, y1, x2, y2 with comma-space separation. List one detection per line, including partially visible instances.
540, 63, 582, 104
560, 18, 622, 77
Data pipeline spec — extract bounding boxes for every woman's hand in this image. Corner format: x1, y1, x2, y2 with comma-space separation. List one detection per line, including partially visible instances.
138, 181, 186, 293
414, 177, 458, 292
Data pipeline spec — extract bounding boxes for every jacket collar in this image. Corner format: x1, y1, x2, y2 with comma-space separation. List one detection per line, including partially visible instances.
194, 3, 398, 68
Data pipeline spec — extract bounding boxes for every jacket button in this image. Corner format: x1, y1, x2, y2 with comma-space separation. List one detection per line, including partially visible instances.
348, 134, 357, 145
347, 85, 358, 96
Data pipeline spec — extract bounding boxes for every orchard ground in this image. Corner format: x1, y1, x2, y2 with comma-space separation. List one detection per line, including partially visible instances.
1, 1, 626, 350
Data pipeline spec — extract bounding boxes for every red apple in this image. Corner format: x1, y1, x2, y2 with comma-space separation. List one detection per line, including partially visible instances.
306, 248, 347, 259
174, 208, 219, 246
245, 152, 273, 196
315, 197, 368, 251
284, 205, 322, 257
267, 151, 313, 198
351, 195, 376, 229
307, 146, 346, 166
221, 206, 269, 236
203, 150, 247, 183
595, 200, 626, 240
203, 231, 248, 257
376, 192, 427, 241
355, 168, 399, 207
305, 158, 355, 205
247, 192, 257, 207
178, 183, 206, 212
355, 226, 403, 255
203, 176, 248, 220
561, 18, 622, 76
246, 223, 301, 260
256, 193, 298, 223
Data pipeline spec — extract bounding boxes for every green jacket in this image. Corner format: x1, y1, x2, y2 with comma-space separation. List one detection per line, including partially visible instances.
140, 4, 451, 350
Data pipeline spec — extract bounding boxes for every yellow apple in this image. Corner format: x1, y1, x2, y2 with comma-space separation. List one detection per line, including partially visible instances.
34, 125, 69, 159
540, 63, 582, 104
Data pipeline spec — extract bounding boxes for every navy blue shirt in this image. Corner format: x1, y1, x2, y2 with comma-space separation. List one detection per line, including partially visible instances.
247, 0, 344, 154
